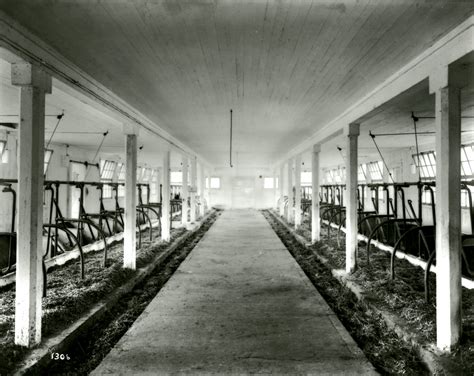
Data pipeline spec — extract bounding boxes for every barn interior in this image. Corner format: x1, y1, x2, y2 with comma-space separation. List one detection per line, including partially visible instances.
0, 1, 473, 374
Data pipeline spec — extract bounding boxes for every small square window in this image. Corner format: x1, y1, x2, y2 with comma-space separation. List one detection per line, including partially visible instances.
142, 168, 152, 182
171, 171, 182, 185
301, 172, 311, 185
210, 177, 220, 189
263, 177, 274, 189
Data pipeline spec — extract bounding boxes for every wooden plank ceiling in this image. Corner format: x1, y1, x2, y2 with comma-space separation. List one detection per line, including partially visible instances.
0, 0, 472, 167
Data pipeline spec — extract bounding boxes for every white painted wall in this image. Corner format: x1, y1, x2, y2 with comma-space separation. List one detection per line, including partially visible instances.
209, 167, 275, 209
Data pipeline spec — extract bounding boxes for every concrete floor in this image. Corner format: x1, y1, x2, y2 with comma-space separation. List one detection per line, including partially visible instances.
92, 209, 377, 375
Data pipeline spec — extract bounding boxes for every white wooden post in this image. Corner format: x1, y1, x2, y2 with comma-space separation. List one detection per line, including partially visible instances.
345, 123, 360, 274
153, 167, 161, 203
12, 62, 51, 347
312, 144, 321, 243
431, 71, 462, 351
181, 156, 188, 225
190, 156, 197, 222
198, 162, 205, 217
161, 149, 171, 241
206, 170, 211, 209
294, 155, 302, 228
279, 164, 285, 216
123, 125, 138, 270
273, 170, 278, 209
287, 158, 294, 223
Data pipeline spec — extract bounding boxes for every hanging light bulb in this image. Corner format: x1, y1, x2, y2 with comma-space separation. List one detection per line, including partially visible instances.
1, 132, 9, 164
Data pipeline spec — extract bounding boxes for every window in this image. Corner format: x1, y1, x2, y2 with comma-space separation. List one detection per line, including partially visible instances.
263, 177, 274, 189
100, 160, 116, 180
301, 172, 311, 186
44, 149, 53, 175
358, 164, 367, 183
171, 171, 182, 185
100, 160, 117, 198
461, 144, 474, 179
210, 177, 220, 189
0, 140, 6, 163
412, 151, 436, 180
367, 161, 383, 182
142, 167, 153, 182
205, 177, 209, 189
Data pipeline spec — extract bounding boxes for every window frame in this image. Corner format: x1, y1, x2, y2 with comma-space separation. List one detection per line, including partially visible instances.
367, 161, 383, 182
99, 159, 117, 199
461, 143, 474, 179
170, 171, 183, 185
0, 140, 6, 163
300, 171, 312, 186
412, 151, 436, 180
142, 167, 153, 182
210, 177, 221, 189
263, 177, 274, 189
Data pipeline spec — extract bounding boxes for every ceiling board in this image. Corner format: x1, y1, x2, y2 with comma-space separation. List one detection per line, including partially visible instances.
0, 0, 472, 167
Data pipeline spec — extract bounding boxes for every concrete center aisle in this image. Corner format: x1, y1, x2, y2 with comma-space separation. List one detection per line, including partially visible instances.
92, 210, 377, 375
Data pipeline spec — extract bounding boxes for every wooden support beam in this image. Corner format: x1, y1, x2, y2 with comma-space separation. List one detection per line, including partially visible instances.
198, 162, 205, 217
273, 170, 278, 210
123, 130, 138, 270
311, 144, 321, 243
161, 149, 171, 241
294, 154, 302, 228
279, 164, 285, 217
206, 171, 211, 209
181, 156, 189, 225
345, 123, 360, 274
12, 62, 51, 347
433, 80, 462, 352
190, 156, 197, 223
287, 158, 294, 223
153, 167, 161, 203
